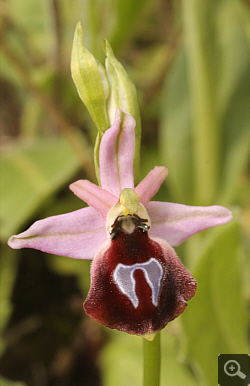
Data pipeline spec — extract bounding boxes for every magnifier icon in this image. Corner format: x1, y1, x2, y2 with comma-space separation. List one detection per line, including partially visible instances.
224, 360, 246, 379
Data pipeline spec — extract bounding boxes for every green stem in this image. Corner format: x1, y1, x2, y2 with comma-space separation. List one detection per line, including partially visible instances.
143, 332, 161, 386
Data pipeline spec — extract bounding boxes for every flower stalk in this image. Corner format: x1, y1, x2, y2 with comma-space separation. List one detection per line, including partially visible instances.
143, 332, 161, 386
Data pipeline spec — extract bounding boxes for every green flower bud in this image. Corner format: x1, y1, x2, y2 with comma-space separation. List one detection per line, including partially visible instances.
71, 23, 141, 183
71, 22, 109, 133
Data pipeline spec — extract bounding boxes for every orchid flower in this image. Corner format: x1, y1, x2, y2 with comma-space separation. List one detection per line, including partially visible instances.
8, 109, 232, 340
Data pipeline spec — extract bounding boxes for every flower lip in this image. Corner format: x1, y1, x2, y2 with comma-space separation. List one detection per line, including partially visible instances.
84, 219, 197, 337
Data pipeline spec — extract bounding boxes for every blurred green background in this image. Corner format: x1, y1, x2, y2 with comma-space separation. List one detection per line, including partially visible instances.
0, 0, 249, 385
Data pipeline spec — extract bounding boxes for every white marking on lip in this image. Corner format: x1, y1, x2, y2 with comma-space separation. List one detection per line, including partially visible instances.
113, 258, 163, 308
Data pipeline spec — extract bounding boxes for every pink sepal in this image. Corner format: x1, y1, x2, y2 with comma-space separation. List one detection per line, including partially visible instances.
147, 201, 233, 246
8, 207, 106, 259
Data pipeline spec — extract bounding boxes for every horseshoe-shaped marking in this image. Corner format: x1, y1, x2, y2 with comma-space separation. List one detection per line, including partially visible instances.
113, 258, 163, 308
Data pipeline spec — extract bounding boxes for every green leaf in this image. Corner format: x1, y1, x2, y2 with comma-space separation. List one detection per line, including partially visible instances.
102, 332, 142, 386
0, 377, 26, 386
0, 247, 19, 355
49, 254, 91, 296
160, 0, 249, 207
181, 219, 248, 386
159, 50, 194, 205
108, 0, 151, 52
161, 327, 199, 386
71, 22, 110, 133
181, 0, 220, 205
218, 67, 250, 205
0, 137, 80, 241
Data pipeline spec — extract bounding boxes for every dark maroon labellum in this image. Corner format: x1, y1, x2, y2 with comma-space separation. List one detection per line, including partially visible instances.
84, 215, 197, 336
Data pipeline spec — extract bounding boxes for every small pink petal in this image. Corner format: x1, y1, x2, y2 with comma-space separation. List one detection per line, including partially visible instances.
8, 207, 107, 259
135, 167, 168, 206
70, 180, 117, 218
99, 109, 135, 196
147, 201, 233, 246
